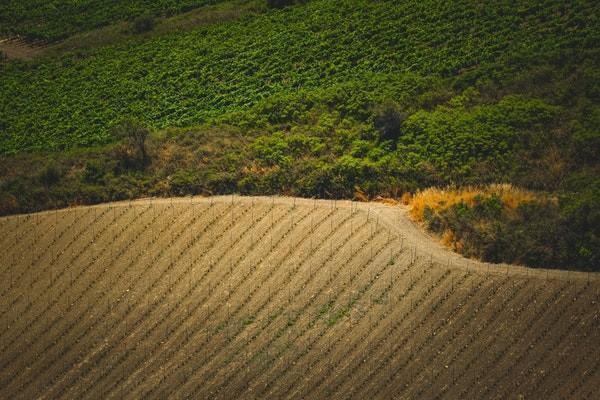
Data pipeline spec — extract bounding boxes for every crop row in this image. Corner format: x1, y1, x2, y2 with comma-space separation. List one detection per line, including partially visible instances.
426, 278, 545, 399
402, 276, 527, 399
421, 278, 548, 400
3, 0, 596, 153
0, 207, 106, 320
475, 282, 593, 399
350, 272, 489, 398
255, 250, 428, 393
0, 212, 43, 261
0, 204, 181, 394
0, 0, 225, 41
0, 204, 152, 374
539, 327, 599, 398
523, 297, 598, 398
275, 247, 417, 400
1, 202, 186, 396
450, 285, 567, 395
58, 201, 274, 398
0, 205, 134, 352
332, 267, 454, 400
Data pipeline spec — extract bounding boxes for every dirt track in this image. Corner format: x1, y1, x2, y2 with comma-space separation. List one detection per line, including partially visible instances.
0, 195, 598, 399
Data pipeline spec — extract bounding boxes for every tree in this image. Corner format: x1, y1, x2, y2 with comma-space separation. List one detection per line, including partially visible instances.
373, 100, 406, 144
132, 15, 155, 34
266, 0, 306, 9
111, 120, 150, 169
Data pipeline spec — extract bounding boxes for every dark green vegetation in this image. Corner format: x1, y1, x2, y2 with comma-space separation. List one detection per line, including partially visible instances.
423, 192, 599, 271
0, 0, 598, 270
0, 0, 226, 41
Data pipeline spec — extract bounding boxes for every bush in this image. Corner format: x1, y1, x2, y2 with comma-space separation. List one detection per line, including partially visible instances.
131, 16, 154, 34
83, 160, 107, 184
419, 189, 599, 271
372, 101, 406, 144
111, 120, 151, 169
38, 163, 62, 187
266, 0, 305, 9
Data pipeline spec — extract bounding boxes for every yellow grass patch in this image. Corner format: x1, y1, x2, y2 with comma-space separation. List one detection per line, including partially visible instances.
373, 196, 399, 206
409, 184, 536, 222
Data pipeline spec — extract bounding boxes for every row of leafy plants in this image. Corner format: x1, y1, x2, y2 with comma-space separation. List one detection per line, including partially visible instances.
1, 0, 597, 153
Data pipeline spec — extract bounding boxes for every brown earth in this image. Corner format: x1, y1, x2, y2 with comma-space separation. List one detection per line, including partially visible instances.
0, 196, 598, 399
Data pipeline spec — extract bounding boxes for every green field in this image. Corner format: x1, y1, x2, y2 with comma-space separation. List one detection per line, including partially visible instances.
1, 0, 597, 153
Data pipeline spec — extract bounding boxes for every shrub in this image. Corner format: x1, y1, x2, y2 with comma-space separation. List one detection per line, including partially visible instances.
266, 0, 305, 9
131, 15, 155, 34
38, 163, 62, 187
83, 160, 106, 184
111, 120, 151, 169
372, 101, 406, 144
412, 185, 599, 270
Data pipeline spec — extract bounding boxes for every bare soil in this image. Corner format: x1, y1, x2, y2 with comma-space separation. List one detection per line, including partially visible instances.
0, 196, 598, 399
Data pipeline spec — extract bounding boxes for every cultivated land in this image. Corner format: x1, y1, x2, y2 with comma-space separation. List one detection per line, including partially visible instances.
0, 196, 598, 399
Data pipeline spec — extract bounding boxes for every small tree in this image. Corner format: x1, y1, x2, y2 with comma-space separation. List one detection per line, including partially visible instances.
111, 120, 151, 169
373, 100, 407, 144
266, 0, 305, 8
132, 15, 155, 34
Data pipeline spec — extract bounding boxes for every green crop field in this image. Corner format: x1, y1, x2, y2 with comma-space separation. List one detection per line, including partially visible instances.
1, 0, 597, 153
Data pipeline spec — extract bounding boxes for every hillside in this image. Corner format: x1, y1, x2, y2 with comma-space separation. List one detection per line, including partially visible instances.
0, 0, 229, 42
1, 0, 598, 153
0, 196, 598, 399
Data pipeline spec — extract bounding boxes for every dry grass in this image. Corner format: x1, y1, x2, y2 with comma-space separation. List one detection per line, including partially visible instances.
409, 184, 536, 222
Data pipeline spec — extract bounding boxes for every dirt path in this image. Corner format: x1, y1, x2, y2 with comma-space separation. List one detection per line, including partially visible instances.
5, 195, 596, 281
40, 195, 592, 282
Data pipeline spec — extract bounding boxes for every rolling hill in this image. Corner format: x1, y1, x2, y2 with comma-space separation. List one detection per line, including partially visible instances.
0, 196, 598, 399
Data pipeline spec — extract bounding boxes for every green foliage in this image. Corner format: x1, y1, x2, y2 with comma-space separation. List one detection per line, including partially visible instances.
0, 0, 225, 41
397, 95, 560, 184
1, 0, 597, 153
38, 162, 62, 187
83, 160, 108, 184
372, 100, 406, 144
423, 190, 599, 271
